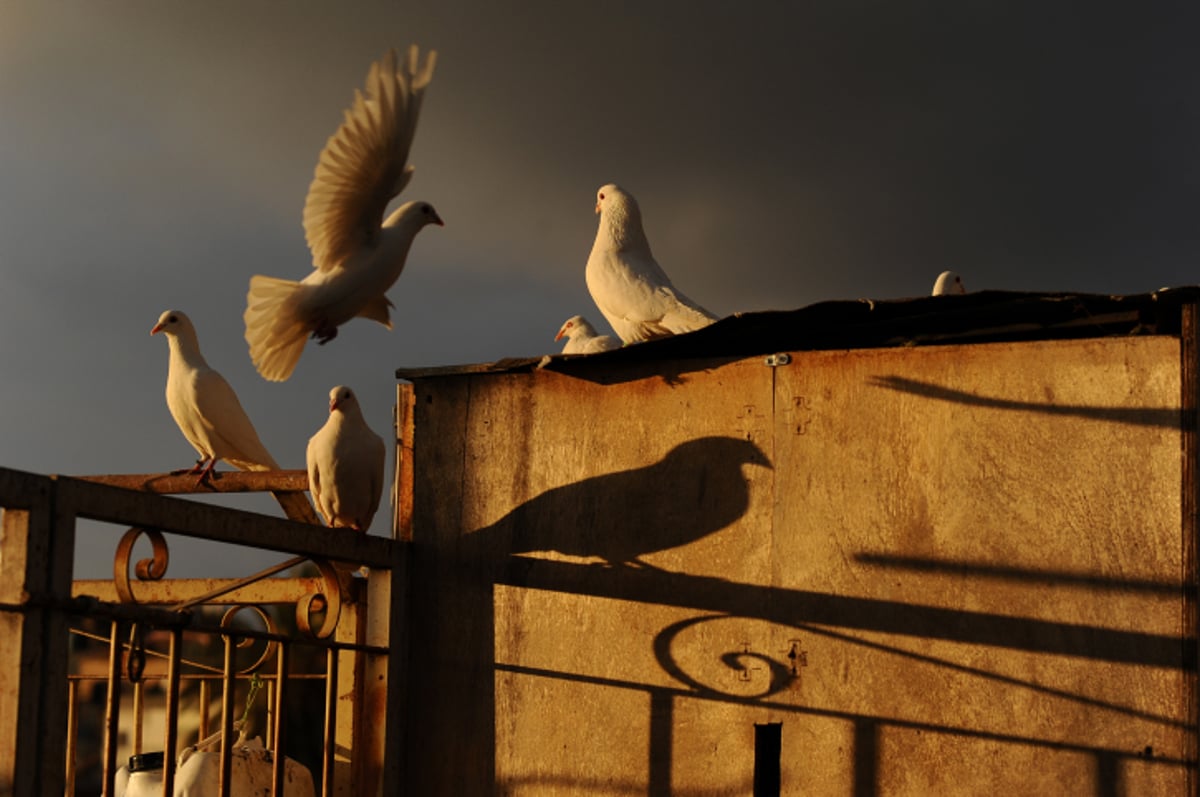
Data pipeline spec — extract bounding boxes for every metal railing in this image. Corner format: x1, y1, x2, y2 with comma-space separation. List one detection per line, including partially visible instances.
0, 467, 408, 797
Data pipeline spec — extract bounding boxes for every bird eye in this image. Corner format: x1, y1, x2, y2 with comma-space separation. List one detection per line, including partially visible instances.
421, 204, 431, 214
599, 193, 605, 200
168, 315, 177, 323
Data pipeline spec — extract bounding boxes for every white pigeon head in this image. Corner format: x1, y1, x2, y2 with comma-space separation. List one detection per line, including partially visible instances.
932, 270, 966, 296
595, 183, 636, 216
383, 200, 445, 231
594, 183, 650, 251
150, 309, 195, 338
328, 385, 361, 415
555, 315, 593, 342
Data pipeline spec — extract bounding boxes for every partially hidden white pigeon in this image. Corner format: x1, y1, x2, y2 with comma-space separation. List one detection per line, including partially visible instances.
306, 386, 385, 532
932, 270, 966, 295
153, 310, 282, 478
555, 315, 620, 354
244, 46, 443, 382
585, 183, 718, 344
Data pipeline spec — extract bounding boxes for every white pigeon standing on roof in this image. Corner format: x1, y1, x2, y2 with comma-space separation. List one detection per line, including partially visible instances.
306, 386, 385, 532
932, 270, 967, 295
244, 46, 443, 382
555, 315, 620, 354
152, 310, 283, 480
585, 184, 718, 344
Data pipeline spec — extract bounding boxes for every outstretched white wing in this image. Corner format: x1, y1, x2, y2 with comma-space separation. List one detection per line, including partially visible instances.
303, 46, 437, 272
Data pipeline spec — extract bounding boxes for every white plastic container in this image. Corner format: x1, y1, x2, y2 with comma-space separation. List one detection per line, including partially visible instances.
113, 741, 314, 797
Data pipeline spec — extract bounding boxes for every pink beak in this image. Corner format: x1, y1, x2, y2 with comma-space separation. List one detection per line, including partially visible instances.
554, 329, 567, 341
150, 323, 165, 336
329, 398, 341, 413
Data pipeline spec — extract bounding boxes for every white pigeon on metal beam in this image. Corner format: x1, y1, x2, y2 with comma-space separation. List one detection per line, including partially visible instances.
244, 46, 443, 382
555, 315, 620, 354
932, 270, 967, 295
152, 310, 281, 479
306, 386, 385, 532
585, 183, 718, 344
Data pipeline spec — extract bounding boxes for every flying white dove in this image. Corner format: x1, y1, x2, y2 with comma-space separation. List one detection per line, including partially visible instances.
585, 183, 718, 344
306, 386, 385, 532
244, 46, 443, 382
555, 315, 620, 354
932, 270, 966, 295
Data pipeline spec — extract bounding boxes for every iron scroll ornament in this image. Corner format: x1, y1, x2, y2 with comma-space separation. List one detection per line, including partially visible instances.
112, 526, 344, 640
113, 527, 170, 604
652, 614, 796, 700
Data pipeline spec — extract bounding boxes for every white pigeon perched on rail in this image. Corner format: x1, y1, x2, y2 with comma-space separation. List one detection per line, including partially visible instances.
555, 315, 620, 354
153, 310, 282, 479
932, 270, 966, 295
306, 386, 385, 532
152, 310, 319, 523
244, 46, 443, 382
585, 183, 718, 344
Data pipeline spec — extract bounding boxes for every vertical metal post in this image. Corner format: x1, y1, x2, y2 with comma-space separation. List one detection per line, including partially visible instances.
132, 681, 145, 755
220, 635, 236, 797
380, 550, 408, 797
64, 679, 79, 796
0, 472, 70, 797
199, 679, 211, 742
1181, 301, 1199, 795
272, 642, 289, 795
323, 646, 339, 797
265, 680, 276, 749
162, 627, 183, 797
333, 587, 363, 795
102, 620, 124, 797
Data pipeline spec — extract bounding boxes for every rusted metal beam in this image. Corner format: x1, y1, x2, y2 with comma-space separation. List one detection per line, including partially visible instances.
73, 469, 322, 526
73, 576, 336, 606
51, 475, 400, 568
74, 470, 311, 494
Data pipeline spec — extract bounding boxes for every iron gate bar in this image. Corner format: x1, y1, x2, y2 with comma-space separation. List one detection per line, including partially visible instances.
102, 620, 123, 797
133, 680, 145, 754
323, 647, 339, 797
64, 680, 79, 797
272, 642, 290, 795
163, 627, 183, 797
220, 636, 236, 797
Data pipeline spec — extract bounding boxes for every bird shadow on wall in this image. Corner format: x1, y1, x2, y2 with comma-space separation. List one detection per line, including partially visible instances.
405, 425, 1194, 795
405, 435, 773, 793
465, 435, 772, 567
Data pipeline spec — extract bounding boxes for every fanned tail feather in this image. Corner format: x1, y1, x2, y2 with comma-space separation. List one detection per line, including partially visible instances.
244, 275, 310, 382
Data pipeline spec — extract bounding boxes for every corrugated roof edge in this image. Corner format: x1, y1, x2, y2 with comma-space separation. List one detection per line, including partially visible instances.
395, 287, 1200, 381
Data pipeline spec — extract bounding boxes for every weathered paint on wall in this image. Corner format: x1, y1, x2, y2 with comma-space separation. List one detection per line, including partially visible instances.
400, 336, 1193, 795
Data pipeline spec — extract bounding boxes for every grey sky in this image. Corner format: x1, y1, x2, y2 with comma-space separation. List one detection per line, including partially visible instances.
1, 2, 1197, 577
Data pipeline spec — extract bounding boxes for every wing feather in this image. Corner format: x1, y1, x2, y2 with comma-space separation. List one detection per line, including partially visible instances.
303, 46, 437, 271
